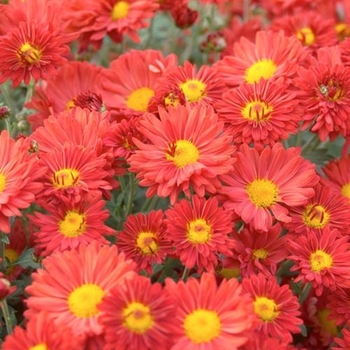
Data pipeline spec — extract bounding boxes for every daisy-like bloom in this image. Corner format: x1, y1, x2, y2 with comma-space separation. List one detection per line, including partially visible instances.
152, 61, 226, 108
0, 131, 46, 233
327, 288, 350, 326
36, 145, 113, 206
322, 155, 350, 202
63, 0, 159, 50
165, 272, 255, 349
241, 273, 303, 343
165, 195, 235, 273
26, 61, 105, 130
25, 242, 136, 337
215, 30, 305, 88
304, 289, 339, 347
104, 117, 148, 161
220, 17, 261, 57
287, 228, 350, 296
30, 107, 123, 183
295, 46, 350, 141
221, 143, 319, 232
0, 0, 72, 87
334, 322, 350, 350
215, 78, 302, 150
99, 275, 176, 349
2, 312, 84, 350
29, 196, 114, 256
285, 183, 350, 236
4, 217, 32, 281
116, 210, 172, 274
269, 11, 338, 51
128, 104, 235, 204
100, 49, 177, 121
232, 223, 288, 277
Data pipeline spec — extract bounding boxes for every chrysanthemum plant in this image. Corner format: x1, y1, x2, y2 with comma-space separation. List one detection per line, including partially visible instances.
1, 0, 350, 348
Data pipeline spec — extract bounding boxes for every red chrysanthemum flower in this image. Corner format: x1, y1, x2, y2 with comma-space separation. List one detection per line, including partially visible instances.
63, 0, 159, 50
26, 61, 105, 130
287, 228, 350, 296
334, 322, 350, 349
232, 223, 288, 278
2, 312, 84, 350
269, 11, 338, 51
29, 196, 114, 256
0, 131, 46, 233
4, 217, 33, 281
241, 273, 303, 343
151, 61, 226, 109
285, 182, 350, 235
304, 289, 339, 347
36, 145, 113, 205
4, 313, 82, 349
165, 195, 234, 273
165, 272, 255, 349
259, 0, 314, 17
295, 46, 350, 141
221, 143, 319, 232
220, 17, 261, 57
100, 49, 177, 121
116, 210, 172, 274
99, 275, 176, 349
128, 104, 235, 204
327, 288, 350, 326
321, 155, 350, 202
25, 242, 136, 337
0, 19, 70, 87
215, 30, 305, 88
215, 78, 302, 150
30, 107, 123, 183
104, 117, 148, 161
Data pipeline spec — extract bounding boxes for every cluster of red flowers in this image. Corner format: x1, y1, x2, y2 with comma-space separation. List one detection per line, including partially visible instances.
2, 0, 350, 349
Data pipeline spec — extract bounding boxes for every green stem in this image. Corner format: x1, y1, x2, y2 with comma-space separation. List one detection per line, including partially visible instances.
301, 133, 319, 154
299, 282, 312, 304
182, 267, 190, 281
1, 300, 13, 335
124, 173, 136, 219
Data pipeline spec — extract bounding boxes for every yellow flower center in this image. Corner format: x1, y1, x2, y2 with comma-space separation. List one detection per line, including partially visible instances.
68, 284, 105, 318
335, 23, 350, 40
0, 172, 6, 193
184, 309, 221, 344
302, 204, 330, 229
122, 302, 154, 334
111, 1, 130, 20
253, 248, 268, 259
165, 140, 199, 168
59, 211, 86, 238
341, 182, 350, 200
186, 218, 212, 244
179, 79, 207, 103
246, 179, 278, 208
17, 42, 42, 65
29, 345, 48, 350
316, 309, 338, 336
242, 100, 273, 122
245, 59, 277, 84
254, 296, 279, 322
126, 87, 155, 112
296, 27, 315, 46
136, 231, 159, 254
310, 249, 333, 272
219, 267, 240, 279
319, 78, 344, 101
52, 168, 80, 189
164, 92, 180, 107
5, 248, 19, 276
66, 99, 76, 110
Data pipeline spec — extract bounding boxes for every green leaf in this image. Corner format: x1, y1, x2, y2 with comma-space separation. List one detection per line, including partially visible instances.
15, 248, 41, 269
